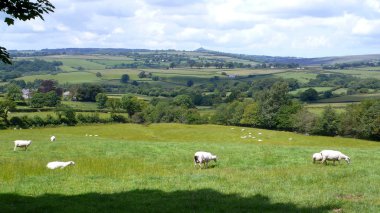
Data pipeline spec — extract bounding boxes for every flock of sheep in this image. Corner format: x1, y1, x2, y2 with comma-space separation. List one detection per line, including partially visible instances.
13, 136, 75, 170
193, 149, 351, 169
12, 132, 351, 170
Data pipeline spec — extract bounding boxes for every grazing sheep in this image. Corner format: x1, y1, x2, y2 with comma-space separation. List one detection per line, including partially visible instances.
47, 161, 75, 169
194, 151, 217, 168
50, 136, 56, 142
320, 150, 350, 165
312, 153, 323, 163
14, 140, 32, 151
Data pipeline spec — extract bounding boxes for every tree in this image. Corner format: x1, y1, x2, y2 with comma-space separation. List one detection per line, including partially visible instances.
44, 91, 60, 107
55, 104, 76, 125
6, 84, 23, 101
300, 88, 318, 101
187, 80, 194, 87
38, 79, 58, 93
0, 99, 16, 125
96, 93, 108, 109
173, 95, 195, 109
314, 106, 339, 136
30, 92, 46, 108
120, 74, 130, 83
106, 98, 121, 112
1, 0, 55, 64
138, 71, 147, 78
76, 84, 103, 102
120, 95, 146, 117
256, 82, 291, 128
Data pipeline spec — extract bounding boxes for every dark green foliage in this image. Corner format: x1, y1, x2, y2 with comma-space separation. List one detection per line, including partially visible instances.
339, 100, 380, 140
44, 91, 60, 107
120, 95, 146, 117
5, 83, 23, 101
313, 106, 339, 136
120, 74, 130, 83
292, 108, 317, 134
30, 93, 45, 108
96, 93, 108, 109
0, 99, 16, 125
77, 113, 102, 124
106, 98, 121, 112
30, 91, 60, 108
275, 101, 302, 131
186, 80, 194, 87
173, 95, 195, 109
300, 88, 318, 102
55, 104, 77, 126
256, 82, 292, 128
76, 84, 103, 102
110, 114, 128, 123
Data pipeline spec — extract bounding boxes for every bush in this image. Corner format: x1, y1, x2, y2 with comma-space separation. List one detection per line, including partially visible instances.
76, 113, 102, 124
110, 114, 128, 123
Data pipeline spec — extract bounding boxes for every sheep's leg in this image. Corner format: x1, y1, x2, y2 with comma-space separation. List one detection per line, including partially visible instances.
14, 145, 17, 151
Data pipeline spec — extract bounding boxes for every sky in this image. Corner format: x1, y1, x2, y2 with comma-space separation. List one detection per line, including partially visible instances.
2, 0, 380, 58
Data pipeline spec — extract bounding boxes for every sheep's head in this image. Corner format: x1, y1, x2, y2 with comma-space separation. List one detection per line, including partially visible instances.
69, 161, 75, 166
212, 155, 217, 162
345, 157, 350, 164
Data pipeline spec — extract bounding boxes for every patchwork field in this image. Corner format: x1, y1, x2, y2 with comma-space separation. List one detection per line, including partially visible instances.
1, 124, 379, 212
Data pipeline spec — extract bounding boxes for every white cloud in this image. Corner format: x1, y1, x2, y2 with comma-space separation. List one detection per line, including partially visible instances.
2, 0, 380, 57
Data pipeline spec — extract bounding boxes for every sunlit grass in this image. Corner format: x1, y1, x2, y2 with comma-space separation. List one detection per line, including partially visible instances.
0, 124, 379, 212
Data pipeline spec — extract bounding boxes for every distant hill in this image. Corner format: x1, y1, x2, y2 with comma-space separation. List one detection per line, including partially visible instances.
9, 48, 380, 66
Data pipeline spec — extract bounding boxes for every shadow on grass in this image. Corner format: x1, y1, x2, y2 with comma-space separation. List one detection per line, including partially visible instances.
0, 189, 338, 213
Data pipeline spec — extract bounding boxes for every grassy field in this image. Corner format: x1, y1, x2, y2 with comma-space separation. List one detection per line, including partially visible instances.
0, 123, 379, 212
316, 93, 380, 103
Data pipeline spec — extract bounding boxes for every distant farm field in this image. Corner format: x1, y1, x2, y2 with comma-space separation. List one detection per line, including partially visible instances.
1, 124, 379, 212
316, 93, 380, 103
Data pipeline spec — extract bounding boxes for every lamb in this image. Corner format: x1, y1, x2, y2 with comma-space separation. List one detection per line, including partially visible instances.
47, 161, 75, 169
50, 136, 56, 142
194, 151, 217, 168
312, 152, 323, 163
14, 140, 32, 151
320, 150, 350, 165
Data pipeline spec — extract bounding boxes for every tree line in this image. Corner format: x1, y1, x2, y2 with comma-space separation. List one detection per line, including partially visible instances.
1, 80, 379, 141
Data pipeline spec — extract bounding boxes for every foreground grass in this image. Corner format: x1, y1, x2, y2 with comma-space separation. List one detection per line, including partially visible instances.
0, 124, 379, 212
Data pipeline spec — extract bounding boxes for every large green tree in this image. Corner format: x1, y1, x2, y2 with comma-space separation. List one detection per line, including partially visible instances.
1, 0, 55, 64
0, 99, 16, 125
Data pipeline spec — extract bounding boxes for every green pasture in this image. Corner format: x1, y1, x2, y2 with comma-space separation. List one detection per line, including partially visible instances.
17, 72, 101, 84
316, 93, 380, 103
42, 56, 106, 70
305, 103, 349, 115
273, 71, 318, 83
8, 111, 125, 119
333, 88, 348, 95
328, 69, 380, 79
0, 124, 379, 212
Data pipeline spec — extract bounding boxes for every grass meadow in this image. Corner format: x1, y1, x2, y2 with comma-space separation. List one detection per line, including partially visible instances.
0, 123, 379, 212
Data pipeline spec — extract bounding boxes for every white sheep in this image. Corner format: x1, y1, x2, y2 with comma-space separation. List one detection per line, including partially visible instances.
50, 136, 56, 142
312, 152, 323, 163
320, 150, 350, 165
194, 151, 217, 168
47, 161, 75, 169
14, 140, 32, 151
